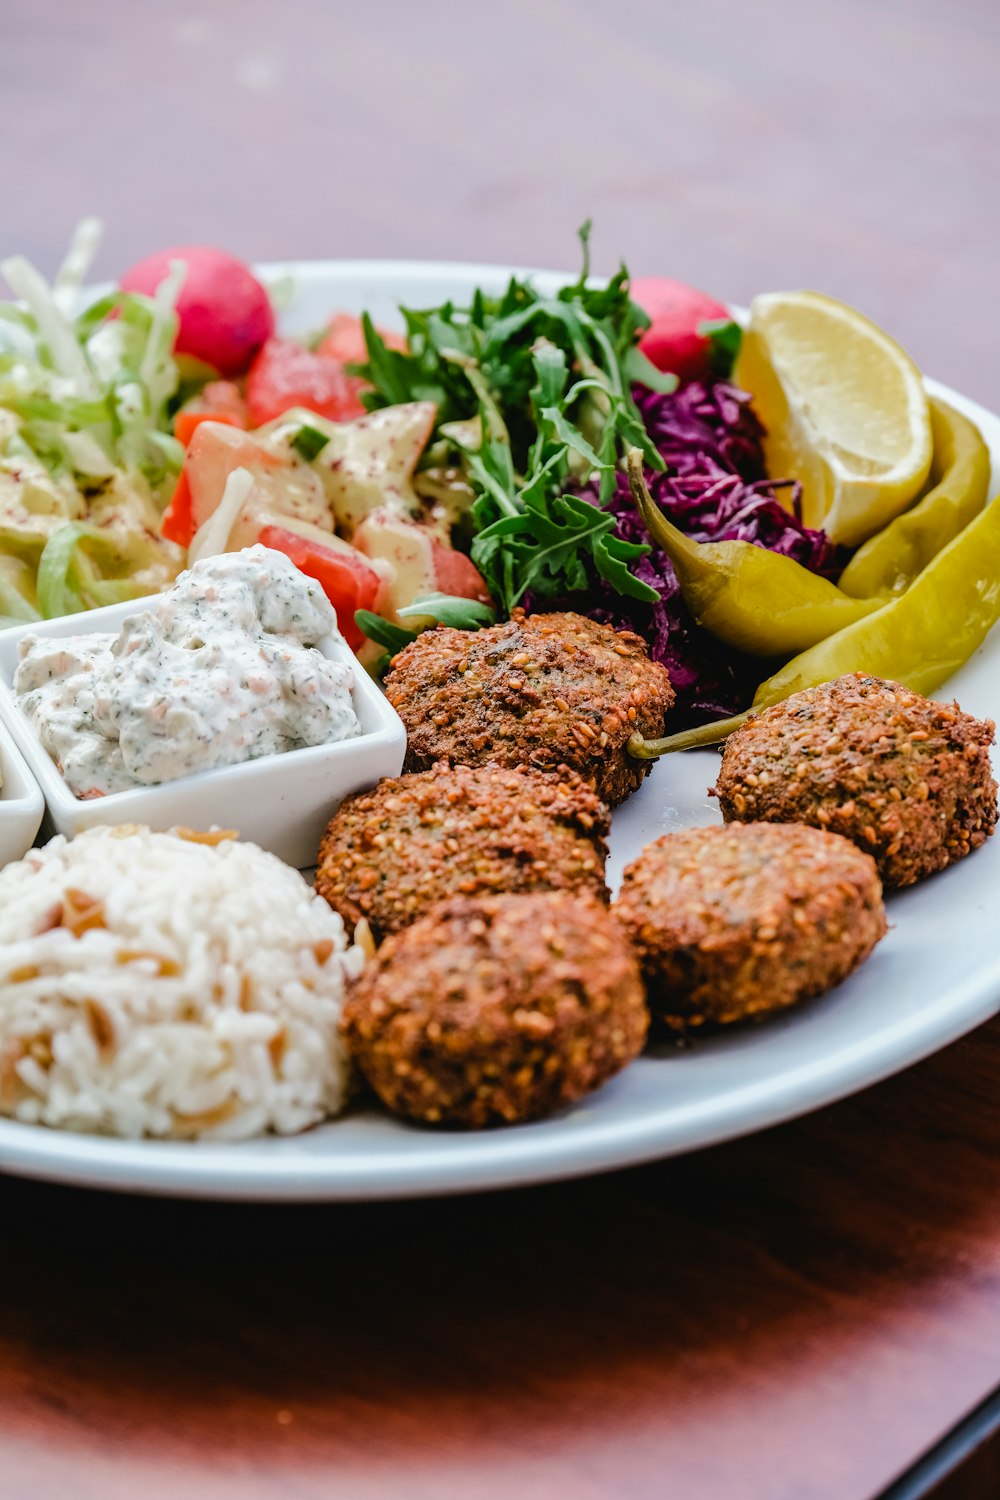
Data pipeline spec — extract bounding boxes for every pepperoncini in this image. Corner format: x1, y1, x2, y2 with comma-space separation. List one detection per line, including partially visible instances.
837, 398, 990, 600
626, 450, 880, 657
629, 486, 1000, 759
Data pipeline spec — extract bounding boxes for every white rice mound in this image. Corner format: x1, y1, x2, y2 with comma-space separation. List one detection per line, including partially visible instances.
0, 826, 365, 1140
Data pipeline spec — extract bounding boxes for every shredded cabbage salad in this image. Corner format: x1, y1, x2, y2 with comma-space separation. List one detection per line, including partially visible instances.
0, 220, 185, 626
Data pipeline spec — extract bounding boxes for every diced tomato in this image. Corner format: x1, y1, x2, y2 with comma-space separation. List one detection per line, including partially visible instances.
258, 523, 381, 649
174, 379, 249, 447
174, 408, 243, 446
161, 421, 289, 548
429, 541, 493, 605
198, 379, 248, 419
161, 468, 195, 546
189, 427, 286, 527
316, 313, 407, 364
246, 337, 367, 428
176, 378, 247, 432
314, 315, 408, 422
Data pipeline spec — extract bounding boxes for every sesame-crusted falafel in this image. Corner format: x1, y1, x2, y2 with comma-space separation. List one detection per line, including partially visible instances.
315, 760, 610, 942
341, 890, 648, 1127
614, 821, 886, 1029
712, 674, 997, 888
383, 609, 674, 807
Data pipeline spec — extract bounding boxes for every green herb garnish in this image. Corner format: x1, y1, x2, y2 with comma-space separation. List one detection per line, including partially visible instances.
352, 223, 667, 616
397, 592, 496, 629
698, 318, 743, 378
357, 593, 497, 675
290, 423, 331, 461
354, 611, 418, 657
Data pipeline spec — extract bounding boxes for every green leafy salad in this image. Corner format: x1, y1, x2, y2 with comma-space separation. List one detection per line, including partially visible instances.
354, 223, 674, 620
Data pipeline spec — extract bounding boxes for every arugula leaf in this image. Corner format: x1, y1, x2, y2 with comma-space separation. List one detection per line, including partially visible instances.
622, 344, 678, 395
353, 225, 674, 618
698, 317, 743, 378
471, 490, 658, 611
577, 217, 593, 281
357, 312, 419, 408
538, 402, 610, 474
356, 593, 496, 670
398, 592, 497, 629
353, 610, 418, 656
530, 340, 569, 411
591, 532, 659, 598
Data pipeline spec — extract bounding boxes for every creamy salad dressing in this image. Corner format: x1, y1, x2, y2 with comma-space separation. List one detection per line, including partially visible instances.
14, 545, 361, 798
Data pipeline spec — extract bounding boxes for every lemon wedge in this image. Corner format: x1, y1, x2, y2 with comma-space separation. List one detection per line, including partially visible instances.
734, 290, 933, 547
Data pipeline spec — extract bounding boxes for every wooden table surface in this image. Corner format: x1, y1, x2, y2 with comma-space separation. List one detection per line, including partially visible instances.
3, 2, 1000, 1496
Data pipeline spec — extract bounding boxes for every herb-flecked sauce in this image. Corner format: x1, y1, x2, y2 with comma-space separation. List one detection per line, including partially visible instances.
14, 545, 361, 798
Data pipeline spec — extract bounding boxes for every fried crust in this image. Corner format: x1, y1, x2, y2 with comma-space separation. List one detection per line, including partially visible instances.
614, 821, 886, 1028
315, 760, 610, 942
383, 609, 674, 807
342, 891, 648, 1127
713, 674, 997, 888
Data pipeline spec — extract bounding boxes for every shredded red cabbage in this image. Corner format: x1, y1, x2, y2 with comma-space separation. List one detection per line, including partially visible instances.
631, 382, 839, 574
557, 382, 841, 724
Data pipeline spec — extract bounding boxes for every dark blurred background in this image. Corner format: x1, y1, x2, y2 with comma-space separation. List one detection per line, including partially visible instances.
3, 0, 998, 405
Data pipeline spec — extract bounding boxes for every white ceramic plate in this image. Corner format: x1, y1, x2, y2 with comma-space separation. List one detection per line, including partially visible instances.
0, 715, 44, 866
0, 260, 998, 1201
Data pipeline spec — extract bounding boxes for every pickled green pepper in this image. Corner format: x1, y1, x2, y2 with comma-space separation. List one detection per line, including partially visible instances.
838, 398, 991, 600
629, 485, 1000, 759
625, 451, 880, 656
752, 488, 1000, 703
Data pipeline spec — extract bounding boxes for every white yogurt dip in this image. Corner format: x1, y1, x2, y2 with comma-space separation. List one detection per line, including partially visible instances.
14, 545, 361, 798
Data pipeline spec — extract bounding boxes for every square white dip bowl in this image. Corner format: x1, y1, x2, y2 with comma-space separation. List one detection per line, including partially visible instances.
0, 715, 44, 867
0, 599, 406, 867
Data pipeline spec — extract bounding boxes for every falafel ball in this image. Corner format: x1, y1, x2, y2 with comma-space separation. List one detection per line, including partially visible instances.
342, 891, 648, 1127
614, 821, 886, 1029
712, 674, 997, 888
383, 609, 674, 807
315, 760, 610, 942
